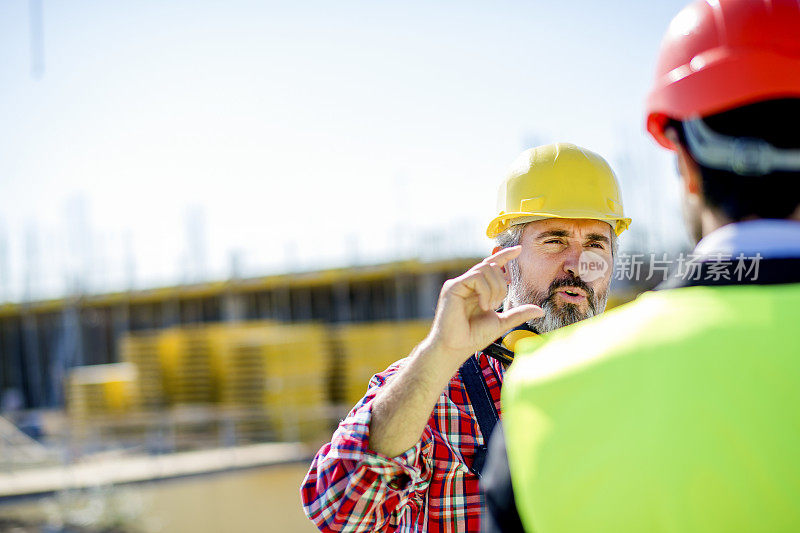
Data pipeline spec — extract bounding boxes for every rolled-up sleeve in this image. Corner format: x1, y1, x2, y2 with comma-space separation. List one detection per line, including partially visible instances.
300, 363, 434, 532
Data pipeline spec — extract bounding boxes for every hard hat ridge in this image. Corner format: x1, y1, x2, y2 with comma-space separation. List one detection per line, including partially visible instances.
487, 143, 631, 238
646, 0, 800, 149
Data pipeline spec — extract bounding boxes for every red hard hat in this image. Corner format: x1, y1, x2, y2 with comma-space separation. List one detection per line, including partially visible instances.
646, 0, 800, 150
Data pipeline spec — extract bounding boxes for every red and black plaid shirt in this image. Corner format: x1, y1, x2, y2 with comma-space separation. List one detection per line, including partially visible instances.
301, 352, 504, 532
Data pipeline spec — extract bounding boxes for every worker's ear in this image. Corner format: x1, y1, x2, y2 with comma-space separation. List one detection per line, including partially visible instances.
492, 245, 512, 283
666, 128, 702, 196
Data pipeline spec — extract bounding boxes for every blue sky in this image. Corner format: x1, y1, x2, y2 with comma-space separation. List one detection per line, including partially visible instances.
0, 0, 692, 302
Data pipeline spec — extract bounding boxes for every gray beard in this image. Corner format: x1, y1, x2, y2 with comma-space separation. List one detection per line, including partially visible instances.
506, 264, 608, 334
526, 297, 601, 334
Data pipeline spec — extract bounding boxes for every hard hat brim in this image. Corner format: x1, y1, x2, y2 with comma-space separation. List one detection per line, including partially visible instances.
486, 212, 632, 239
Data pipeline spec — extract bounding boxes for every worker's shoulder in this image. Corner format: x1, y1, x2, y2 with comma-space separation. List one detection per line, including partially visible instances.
368, 357, 410, 385
506, 283, 800, 391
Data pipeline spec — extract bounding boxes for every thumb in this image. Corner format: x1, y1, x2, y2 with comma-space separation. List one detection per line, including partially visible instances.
497, 304, 544, 330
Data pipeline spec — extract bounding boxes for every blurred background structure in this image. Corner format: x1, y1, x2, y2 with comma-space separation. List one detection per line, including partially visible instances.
1, 0, 692, 531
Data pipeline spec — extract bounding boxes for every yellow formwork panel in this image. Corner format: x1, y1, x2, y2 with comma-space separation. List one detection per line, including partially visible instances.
120, 332, 167, 409
156, 326, 229, 405
66, 363, 141, 420
215, 323, 331, 441
156, 328, 184, 402
113, 319, 433, 440
335, 320, 432, 408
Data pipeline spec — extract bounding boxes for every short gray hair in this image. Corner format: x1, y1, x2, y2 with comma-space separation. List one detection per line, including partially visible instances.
494, 224, 525, 250
495, 224, 526, 311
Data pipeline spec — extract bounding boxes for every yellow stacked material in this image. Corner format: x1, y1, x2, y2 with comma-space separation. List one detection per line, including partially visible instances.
213, 325, 274, 442
119, 332, 167, 409
108, 320, 435, 442
66, 362, 141, 420
217, 323, 331, 441
207, 321, 277, 398
335, 320, 431, 408
266, 324, 330, 442
157, 328, 183, 403
216, 327, 270, 407
159, 327, 225, 405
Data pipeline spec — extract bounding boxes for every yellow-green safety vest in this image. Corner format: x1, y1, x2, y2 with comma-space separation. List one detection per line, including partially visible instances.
503, 284, 800, 532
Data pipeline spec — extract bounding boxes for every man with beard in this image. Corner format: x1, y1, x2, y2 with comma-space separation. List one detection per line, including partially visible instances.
497, 220, 611, 336
301, 142, 630, 532
485, 1, 800, 532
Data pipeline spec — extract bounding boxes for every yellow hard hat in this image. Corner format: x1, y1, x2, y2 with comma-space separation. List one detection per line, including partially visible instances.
486, 143, 631, 238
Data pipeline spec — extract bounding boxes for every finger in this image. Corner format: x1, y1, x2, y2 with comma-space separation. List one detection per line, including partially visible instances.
460, 271, 494, 312
485, 246, 522, 268
472, 264, 504, 308
497, 304, 543, 330
485, 263, 508, 306
479, 263, 507, 310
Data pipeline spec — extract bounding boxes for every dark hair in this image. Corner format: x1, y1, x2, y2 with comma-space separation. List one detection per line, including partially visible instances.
668, 98, 800, 221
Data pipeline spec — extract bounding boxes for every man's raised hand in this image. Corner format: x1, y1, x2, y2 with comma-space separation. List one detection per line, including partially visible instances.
424, 246, 543, 369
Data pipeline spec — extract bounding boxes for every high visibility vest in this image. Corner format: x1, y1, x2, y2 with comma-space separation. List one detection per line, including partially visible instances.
502, 283, 800, 533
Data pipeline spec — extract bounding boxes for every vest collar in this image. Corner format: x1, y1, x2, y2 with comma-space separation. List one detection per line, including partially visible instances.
694, 219, 800, 260
656, 257, 800, 290
658, 219, 800, 290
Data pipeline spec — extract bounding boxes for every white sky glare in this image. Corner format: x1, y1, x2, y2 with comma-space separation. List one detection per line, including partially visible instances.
0, 0, 691, 302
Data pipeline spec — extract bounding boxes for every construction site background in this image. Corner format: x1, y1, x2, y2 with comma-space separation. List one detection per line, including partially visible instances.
0, 0, 693, 530
0, 254, 658, 532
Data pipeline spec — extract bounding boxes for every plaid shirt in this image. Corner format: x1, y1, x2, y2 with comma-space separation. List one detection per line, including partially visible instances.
301, 352, 504, 532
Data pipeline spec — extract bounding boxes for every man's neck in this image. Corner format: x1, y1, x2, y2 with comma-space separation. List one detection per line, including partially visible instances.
698, 206, 800, 243
694, 218, 800, 260
699, 208, 732, 240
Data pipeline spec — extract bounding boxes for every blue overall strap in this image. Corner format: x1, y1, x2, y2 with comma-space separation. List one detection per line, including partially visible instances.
458, 355, 500, 477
